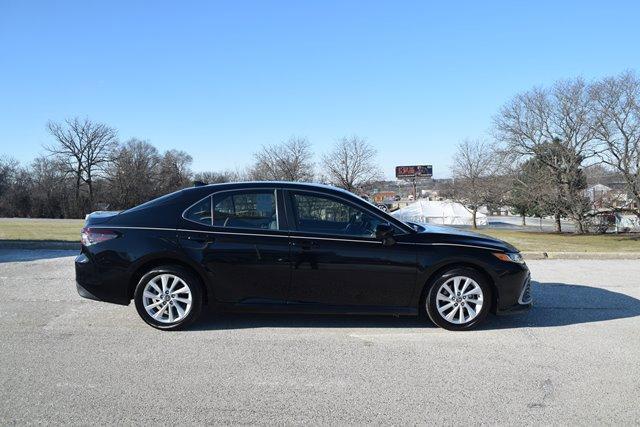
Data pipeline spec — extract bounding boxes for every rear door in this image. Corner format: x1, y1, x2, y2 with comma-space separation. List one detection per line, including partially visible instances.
178, 188, 291, 304
285, 189, 417, 308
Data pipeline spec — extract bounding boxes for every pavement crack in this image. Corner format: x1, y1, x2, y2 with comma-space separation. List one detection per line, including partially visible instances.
527, 378, 555, 409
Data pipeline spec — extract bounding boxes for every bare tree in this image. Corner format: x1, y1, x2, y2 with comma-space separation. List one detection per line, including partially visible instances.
0, 157, 18, 199
507, 154, 568, 228
250, 136, 314, 181
29, 156, 71, 218
0, 160, 32, 217
156, 149, 193, 194
106, 139, 161, 209
321, 136, 382, 193
449, 139, 505, 229
0, 156, 76, 218
493, 78, 596, 232
590, 70, 640, 217
46, 117, 118, 214
583, 163, 617, 186
194, 169, 245, 184
0, 156, 21, 216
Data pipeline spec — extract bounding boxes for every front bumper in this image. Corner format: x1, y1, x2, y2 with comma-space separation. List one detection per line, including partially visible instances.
495, 267, 533, 315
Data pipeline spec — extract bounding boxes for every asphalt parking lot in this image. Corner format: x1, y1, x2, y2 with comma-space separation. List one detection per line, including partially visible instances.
1, 250, 639, 424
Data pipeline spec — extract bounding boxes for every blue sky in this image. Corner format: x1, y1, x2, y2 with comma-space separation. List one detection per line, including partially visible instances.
1, 1, 639, 179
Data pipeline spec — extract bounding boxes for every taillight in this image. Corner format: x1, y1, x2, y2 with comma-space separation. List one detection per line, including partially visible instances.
81, 227, 119, 246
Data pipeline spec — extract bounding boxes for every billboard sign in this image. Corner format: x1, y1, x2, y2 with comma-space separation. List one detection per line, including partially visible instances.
395, 165, 433, 178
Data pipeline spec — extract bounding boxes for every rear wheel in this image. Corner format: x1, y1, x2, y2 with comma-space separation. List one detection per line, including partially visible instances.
134, 265, 203, 330
424, 267, 492, 331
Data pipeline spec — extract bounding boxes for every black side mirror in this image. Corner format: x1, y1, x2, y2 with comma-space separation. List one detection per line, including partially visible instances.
375, 224, 396, 246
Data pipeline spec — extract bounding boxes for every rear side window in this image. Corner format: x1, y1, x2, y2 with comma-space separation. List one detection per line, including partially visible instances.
184, 197, 212, 225
211, 191, 277, 230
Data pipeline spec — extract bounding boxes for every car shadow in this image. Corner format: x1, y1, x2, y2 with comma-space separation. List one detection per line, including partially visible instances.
193, 311, 430, 331
483, 281, 640, 330
0, 249, 77, 263
190, 281, 640, 331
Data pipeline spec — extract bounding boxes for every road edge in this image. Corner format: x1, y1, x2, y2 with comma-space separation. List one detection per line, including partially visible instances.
0, 240, 80, 250
521, 251, 640, 260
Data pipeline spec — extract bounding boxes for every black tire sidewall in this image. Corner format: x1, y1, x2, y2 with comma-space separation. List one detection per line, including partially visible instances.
134, 265, 203, 331
424, 267, 492, 331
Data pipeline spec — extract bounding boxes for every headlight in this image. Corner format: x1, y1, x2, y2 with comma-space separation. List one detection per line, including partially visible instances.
493, 252, 525, 264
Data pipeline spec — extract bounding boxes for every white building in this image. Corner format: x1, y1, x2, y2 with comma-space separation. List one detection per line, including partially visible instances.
392, 200, 487, 226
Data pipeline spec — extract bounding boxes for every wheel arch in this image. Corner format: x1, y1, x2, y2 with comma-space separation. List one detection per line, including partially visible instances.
418, 261, 498, 314
128, 257, 212, 305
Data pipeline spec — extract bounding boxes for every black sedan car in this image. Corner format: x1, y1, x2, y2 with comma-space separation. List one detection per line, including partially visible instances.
75, 182, 531, 331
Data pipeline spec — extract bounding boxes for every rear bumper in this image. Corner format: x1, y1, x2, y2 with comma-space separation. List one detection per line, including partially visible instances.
75, 252, 130, 305
76, 279, 101, 302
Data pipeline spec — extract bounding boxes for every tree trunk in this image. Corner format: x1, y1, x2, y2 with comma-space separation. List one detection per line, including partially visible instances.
87, 177, 93, 212
75, 171, 82, 218
554, 212, 562, 233
75, 176, 80, 203
575, 219, 585, 234
521, 214, 526, 227
472, 207, 478, 229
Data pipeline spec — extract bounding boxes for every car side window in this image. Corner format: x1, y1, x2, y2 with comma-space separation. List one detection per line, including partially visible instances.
292, 193, 386, 237
211, 191, 277, 230
184, 196, 212, 225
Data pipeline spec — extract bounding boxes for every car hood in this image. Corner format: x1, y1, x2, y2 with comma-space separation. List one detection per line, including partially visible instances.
406, 222, 519, 253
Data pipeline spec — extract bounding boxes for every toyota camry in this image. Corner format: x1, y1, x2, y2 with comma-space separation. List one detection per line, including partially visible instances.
75, 181, 531, 331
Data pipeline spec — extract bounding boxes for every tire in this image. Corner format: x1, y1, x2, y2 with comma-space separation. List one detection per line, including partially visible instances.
424, 267, 492, 331
134, 265, 203, 331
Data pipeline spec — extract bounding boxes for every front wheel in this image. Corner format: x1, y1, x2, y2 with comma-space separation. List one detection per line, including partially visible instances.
134, 265, 203, 330
424, 267, 492, 331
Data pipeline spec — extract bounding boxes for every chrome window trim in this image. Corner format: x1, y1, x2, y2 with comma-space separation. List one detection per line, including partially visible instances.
88, 225, 499, 249
289, 234, 382, 244
288, 231, 382, 244
88, 225, 381, 243
181, 187, 281, 232
181, 194, 213, 227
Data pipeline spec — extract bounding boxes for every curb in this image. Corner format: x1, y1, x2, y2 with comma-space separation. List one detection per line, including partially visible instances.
522, 251, 640, 260
0, 240, 79, 250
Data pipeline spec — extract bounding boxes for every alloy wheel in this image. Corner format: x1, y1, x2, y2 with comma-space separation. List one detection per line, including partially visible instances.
434, 276, 484, 325
142, 274, 193, 324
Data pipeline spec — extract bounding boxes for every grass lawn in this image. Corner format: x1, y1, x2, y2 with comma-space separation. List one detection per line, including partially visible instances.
477, 229, 640, 253
1, 218, 640, 252
0, 218, 84, 242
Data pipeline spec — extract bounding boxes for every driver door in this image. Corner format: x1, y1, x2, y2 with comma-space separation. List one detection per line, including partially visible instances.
285, 190, 417, 308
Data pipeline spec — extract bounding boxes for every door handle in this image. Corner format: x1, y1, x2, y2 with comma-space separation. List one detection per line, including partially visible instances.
180, 234, 214, 244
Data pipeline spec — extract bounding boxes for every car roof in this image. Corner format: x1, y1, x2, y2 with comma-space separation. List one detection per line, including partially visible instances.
185, 181, 359, 196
